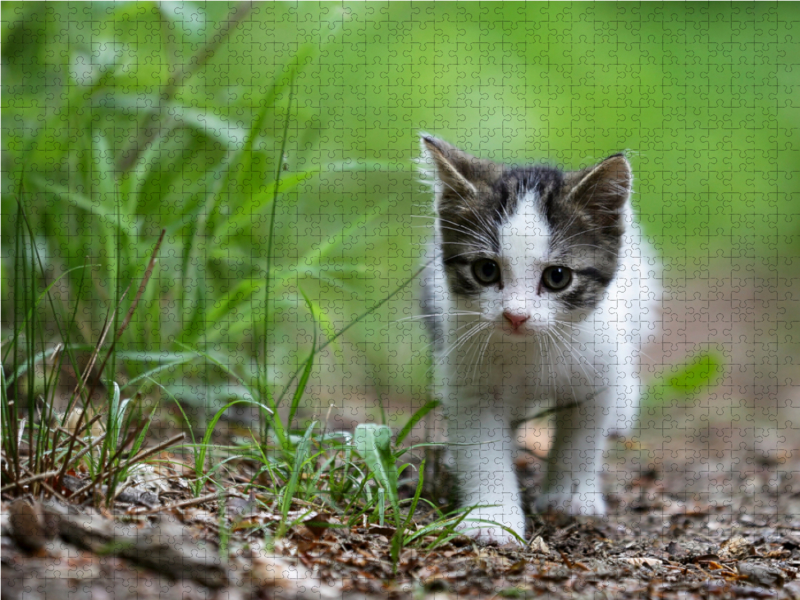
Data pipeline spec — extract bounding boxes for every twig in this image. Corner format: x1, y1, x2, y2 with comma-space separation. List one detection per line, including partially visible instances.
54, 311, 122, 488
129, 490, 228, 516
0, 469, 62, 492
62, 431, 108, 471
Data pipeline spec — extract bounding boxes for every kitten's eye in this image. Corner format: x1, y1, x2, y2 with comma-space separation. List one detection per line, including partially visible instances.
472, 259, 501, 285
541, 266, 572, 291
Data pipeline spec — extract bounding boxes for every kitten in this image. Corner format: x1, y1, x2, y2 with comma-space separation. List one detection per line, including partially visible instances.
419, 135, 658, 545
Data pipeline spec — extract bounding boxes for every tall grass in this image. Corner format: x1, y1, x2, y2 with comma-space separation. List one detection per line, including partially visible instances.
2, 4, 400, 422
2, 5, 448, 545
0, 184, 174, 504
1, 189, 454, 547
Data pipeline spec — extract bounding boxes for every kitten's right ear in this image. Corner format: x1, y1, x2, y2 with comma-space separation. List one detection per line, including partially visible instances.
419, 135, 501, 202
564, 153, 632, 231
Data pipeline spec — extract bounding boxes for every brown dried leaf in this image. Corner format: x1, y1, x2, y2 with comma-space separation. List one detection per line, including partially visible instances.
719, 535, 753, 561
8, 499, 47, 552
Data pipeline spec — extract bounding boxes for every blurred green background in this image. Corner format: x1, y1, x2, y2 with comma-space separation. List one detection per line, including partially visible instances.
3, 2, 799, 428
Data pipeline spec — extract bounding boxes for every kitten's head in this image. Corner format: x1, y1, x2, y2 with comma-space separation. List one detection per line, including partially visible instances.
420, 134, 632, 336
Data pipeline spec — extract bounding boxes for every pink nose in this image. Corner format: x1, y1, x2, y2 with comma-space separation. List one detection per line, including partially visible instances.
503, 311, 529, 331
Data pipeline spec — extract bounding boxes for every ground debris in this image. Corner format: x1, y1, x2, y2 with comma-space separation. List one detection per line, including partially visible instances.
3, 462, 800, 600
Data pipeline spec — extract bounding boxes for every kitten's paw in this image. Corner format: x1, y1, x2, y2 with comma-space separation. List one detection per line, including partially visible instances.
534, 490, 607, 516
457, 509, 525, 546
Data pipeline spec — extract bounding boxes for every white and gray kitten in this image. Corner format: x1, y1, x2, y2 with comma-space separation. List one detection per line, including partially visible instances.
419, 135, 658, 545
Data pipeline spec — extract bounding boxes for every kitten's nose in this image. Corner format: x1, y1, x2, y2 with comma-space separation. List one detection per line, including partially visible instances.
503, 311, 529, 331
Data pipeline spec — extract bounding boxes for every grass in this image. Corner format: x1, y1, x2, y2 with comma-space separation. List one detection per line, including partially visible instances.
3, 4, 403, 419
7, 3, 795, 402
0, 45, 468, 549
1, 189, 170, 505
0, 135, 474, 554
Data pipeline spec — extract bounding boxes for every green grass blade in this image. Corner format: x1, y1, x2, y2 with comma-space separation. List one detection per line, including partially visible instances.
402, 459, 425, 533
196, 398, 273, 495
395, 399, 440, 447
278, 261, 433, 405
121, 355, 200, 391
1, 264, 96, 369
285, 289, 317, 427
259, 74, 296, 433
277, 420, 316, 537
174, 342, 261, 407
31, 179, 137, 237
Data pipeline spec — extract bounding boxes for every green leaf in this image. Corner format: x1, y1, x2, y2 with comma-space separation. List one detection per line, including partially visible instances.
353, 423, 399, 517
30, 178, 138, 237
667, 351, 725, 396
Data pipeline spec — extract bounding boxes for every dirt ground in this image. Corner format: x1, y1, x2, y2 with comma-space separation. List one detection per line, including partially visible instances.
3, 268, 800, 599
2, 441, 800, 600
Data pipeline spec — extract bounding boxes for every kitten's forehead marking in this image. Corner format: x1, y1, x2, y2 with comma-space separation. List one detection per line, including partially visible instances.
500, 189, 550, 282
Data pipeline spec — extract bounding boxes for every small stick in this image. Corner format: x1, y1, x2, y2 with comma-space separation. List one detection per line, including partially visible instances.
128, 491, 227, 516
0, 469, 62, 492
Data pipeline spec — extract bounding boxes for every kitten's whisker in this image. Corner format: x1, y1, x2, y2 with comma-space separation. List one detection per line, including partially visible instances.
544, 329, 582, 407
434, 248, 491, 263
539, 331, 558, 393
434, 218, 498, 249
435, 224, 497, 250
395, 314, 443, 323
465, 324, 492, 384
475, 328, 492, 369
471, 325, 495, 384
396, 311, 481, 323
436, 323, 481, 349
423, 320, 484, 375
432, 214, 498, 248
438, 212, 499, 254
552, 318, 592, 334
549, 202, 590, 248
418, 317, 485, 362
549, 324, 601, 385
438, 324, 489, 373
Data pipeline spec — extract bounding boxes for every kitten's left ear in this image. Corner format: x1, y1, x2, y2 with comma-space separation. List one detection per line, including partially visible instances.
565, 154, 632, 227
419, 134, 503, 204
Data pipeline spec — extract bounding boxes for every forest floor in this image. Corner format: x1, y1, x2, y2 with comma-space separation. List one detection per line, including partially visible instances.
3, 430, 800, 600
4, 277, 800, 599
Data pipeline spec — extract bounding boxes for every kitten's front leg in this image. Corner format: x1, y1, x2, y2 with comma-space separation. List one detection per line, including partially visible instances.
535, 396, 616, 516
447, 395, 526, 545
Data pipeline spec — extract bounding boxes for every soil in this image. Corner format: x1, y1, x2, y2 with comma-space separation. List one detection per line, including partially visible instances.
3, 272, 800, 599
2, 437, 800, 600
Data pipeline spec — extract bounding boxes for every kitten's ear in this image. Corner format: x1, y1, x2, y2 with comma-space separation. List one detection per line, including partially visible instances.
565, 154, 632, 227
419, 135, 502, 203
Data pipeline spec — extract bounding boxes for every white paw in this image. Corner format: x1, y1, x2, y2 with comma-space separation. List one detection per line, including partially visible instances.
457, 508, 525, 546
535, 489, 607, 516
